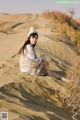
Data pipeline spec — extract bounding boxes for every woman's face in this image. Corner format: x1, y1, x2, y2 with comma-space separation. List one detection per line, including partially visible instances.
30, 35, 38, 45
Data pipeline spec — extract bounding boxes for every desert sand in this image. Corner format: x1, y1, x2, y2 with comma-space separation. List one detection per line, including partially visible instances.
0, 13, 80, 120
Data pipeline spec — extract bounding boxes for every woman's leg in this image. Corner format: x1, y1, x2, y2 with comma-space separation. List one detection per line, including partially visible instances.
40, 54, 60, 77
40, 54, 47, 61
44, 64, 70, 82
41, 54, 70, 82
40, 65, 48, 75
44, 64, 62, 79
41, 54, 62, 78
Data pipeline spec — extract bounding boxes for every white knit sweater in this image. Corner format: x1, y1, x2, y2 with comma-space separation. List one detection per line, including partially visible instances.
19, 44, 43, 74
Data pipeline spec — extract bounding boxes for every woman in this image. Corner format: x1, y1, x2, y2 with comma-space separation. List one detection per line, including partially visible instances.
19, 27, 69, 82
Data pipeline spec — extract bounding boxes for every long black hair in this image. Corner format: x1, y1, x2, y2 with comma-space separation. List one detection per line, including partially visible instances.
19, 32, 38, 54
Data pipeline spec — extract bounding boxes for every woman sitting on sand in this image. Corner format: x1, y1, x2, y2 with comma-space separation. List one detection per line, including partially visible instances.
19, 27, 69, 82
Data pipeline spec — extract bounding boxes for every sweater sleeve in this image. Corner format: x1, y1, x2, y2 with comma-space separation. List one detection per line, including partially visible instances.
26, 45, 42, 61
25, 44, 35, 60
25, 44, 43, 67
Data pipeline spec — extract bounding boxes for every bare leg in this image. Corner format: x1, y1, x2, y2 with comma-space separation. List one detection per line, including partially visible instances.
44, 64, 62, 79
41, 54, 70, 82
41, 54, 61, 78
40, 54, 47, 61
44, 64, 71, 82
40, 54, 61, 78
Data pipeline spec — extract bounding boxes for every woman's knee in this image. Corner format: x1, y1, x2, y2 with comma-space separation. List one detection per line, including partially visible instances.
44, 61, 49, 66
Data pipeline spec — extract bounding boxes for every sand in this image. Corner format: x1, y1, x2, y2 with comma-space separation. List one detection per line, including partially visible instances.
0, 13, 80, 120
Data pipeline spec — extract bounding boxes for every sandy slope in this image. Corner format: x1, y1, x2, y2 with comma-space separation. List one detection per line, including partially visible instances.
0, 13, 80, 120
76, 18, 80, 23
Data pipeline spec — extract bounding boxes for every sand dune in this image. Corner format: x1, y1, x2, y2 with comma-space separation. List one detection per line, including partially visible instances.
76, 18, 80, 23
0, 13, 80, 120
